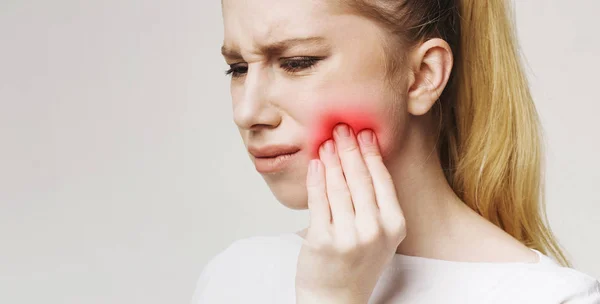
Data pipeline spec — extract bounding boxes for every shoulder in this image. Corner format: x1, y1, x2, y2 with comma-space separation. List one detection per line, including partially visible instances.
190, 233, 302, 304
487, 253, 600, 303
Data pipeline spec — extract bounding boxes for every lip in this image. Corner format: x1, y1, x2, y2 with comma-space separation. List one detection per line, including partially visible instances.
248, 144, 301, 173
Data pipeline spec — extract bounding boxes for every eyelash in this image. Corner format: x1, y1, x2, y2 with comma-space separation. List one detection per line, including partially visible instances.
224, 57, 321, 78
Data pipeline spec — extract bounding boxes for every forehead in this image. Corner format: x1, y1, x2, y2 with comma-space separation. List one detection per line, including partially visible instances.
221, 0, 347, 52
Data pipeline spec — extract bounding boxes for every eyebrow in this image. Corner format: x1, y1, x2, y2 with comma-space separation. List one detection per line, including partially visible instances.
221, 36, 328, 59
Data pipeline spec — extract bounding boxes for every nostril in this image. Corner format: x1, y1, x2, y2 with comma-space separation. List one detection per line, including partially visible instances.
233, 104, 282, 131
250, 123, 278, 131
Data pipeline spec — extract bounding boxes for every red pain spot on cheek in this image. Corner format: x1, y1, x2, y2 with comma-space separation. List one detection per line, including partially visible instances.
307, 107, 381, 159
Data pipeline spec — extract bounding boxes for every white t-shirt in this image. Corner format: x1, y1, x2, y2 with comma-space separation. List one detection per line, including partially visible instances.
192, 232, 600, 304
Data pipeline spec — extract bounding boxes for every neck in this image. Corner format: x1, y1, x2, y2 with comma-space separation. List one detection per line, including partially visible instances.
384, 115, 476, 258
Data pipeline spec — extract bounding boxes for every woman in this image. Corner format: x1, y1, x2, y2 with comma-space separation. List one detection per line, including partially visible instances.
193, 0, 600, 303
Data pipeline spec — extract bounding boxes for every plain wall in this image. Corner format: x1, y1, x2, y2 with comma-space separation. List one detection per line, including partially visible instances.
0, 0, 598, 303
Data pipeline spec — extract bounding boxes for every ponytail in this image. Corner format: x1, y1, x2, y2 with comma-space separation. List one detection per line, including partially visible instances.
447, 0, 570, 266
446, 0, 569, 266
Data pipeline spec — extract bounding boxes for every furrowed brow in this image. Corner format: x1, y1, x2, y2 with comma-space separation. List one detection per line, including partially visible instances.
221, 36, 328, 60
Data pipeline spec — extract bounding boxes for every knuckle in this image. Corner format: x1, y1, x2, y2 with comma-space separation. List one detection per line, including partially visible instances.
335, 238, 358, 255
332, 230, 358, 255
361, 148, 381, 158
356, 172, 373, 185
312, 235, 333, 251
307, 229, 333, 249
329, 184, 351, 198
358, 222, 383, 245
341, 144, 359, 154
386, 219, 407, 240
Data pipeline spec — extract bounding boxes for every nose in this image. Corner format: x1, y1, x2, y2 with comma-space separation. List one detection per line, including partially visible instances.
232, 65, 281, 131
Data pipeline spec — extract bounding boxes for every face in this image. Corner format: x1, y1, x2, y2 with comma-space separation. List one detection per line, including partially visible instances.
221, 0, 411, 209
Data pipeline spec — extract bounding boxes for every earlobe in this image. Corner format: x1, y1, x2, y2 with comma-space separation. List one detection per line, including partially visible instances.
407, 38, 454, 116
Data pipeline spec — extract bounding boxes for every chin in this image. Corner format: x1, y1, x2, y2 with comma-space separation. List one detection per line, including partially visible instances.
262, 172, 309, 210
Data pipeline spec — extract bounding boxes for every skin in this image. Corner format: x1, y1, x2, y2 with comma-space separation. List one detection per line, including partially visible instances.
221, 0, 539, 302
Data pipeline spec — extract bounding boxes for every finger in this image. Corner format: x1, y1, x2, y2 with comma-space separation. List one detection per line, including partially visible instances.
319, 139, 355, 224
357, 130, 404, 223
332, 124, 378, 220
306, 159, 331, 229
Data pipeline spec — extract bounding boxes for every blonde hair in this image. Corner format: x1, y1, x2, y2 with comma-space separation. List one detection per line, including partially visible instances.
343, 0, 570, 266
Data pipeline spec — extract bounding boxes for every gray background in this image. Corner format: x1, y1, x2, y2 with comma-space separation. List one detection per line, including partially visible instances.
0, 1, 598, 303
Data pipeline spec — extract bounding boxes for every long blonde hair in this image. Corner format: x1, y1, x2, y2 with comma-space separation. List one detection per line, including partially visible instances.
343, 0, 570, 266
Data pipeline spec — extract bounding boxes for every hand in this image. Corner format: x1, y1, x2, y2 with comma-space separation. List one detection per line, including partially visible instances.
295, 124, 406, 304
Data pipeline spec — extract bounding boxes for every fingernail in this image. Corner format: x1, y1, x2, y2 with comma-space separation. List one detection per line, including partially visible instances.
359, 130, 374, 144
336, 124, 350, 138
323, 140, 335, 154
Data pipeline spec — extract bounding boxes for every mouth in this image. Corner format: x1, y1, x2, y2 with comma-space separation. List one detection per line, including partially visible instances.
248, 145, 302, 174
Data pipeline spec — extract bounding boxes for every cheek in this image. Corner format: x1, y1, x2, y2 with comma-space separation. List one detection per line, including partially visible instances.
306, 104, 397, 159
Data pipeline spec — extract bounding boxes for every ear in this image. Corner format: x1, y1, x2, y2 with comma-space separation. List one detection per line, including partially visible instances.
406, 38, 454, 116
